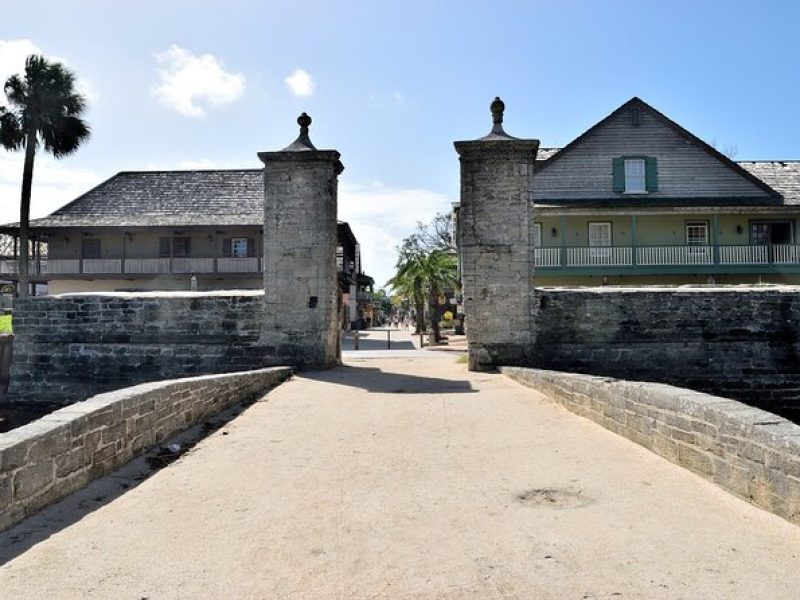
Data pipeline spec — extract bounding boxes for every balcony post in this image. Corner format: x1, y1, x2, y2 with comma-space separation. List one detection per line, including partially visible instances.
121, 232, 126, 274
560, 215, 567, 267
712, 214, 720, 264
631, 215, 638, 266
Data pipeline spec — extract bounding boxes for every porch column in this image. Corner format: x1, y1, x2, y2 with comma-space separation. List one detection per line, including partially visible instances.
560, 216, 568, 267
712, 214, 720, 264
631, 215, 638, 266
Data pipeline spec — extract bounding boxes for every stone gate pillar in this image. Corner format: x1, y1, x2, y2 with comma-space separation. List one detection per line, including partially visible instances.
259, 113, 343, 368
454, 98, 539, 371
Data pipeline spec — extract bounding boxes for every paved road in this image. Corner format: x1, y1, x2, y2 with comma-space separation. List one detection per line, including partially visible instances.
1, 353, 799, 598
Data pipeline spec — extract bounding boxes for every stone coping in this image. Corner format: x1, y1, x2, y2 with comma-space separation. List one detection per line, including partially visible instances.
501, 367, 800, 525
534, 284, 800, 293
44, 289, 265, 299
0, 366, 292, 532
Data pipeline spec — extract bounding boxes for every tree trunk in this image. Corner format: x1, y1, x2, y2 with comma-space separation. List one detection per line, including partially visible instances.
428, 292, 441, 345
414, 298, 425, 334
17, 131, 36, 299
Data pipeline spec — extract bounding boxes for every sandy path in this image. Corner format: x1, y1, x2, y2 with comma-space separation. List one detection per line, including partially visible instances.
1, 355, 799, 598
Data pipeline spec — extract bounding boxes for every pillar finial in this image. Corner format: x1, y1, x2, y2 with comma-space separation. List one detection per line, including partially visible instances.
490, 97, 505, 134
281, 112, 317, 151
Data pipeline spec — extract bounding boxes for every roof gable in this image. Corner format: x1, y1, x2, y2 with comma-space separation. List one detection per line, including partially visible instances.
534, 97, 780, 203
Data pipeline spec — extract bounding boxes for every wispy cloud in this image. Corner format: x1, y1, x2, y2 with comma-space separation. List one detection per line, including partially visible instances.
0, 38, 98, 103
367, 91, 406, 107
285, 68, 315, 97
338, 181, 453, 288
153, 45, 245, 118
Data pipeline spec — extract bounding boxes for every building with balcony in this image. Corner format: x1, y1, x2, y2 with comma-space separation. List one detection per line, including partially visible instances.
0, 169, 373, 314
459, 97, 800, 285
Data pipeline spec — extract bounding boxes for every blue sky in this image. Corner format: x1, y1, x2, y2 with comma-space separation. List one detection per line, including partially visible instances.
1, 0, 799, 286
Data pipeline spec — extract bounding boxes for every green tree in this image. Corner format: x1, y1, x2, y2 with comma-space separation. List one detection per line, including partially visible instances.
0, 55, 90, 298
388, 249, 458, 343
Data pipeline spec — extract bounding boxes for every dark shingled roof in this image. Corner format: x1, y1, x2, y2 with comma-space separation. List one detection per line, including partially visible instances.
25, 169, 265, 229
738, 161, 800, 205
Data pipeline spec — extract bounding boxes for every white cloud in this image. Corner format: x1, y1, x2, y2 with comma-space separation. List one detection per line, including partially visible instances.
338, 181, 453, 289
0, 39, 98, 104
153, 45, 245, 118
0, 151, 104, 224
285, 68, 315, 97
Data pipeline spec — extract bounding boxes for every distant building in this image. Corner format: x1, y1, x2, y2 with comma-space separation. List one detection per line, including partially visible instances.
455, 97, 800, 285
0, 169, 373, 324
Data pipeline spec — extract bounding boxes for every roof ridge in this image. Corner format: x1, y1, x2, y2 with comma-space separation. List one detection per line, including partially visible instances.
116, 168, 263, 175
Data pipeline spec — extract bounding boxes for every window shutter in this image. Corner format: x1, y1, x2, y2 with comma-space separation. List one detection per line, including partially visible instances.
222, 238, 232, 258
246, 238, 255, 258
645, 157, 658, 192
612, 158, 625, 192
159, 237, 170, 258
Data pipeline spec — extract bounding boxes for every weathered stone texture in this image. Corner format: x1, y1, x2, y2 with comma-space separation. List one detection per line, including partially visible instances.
260, 151, 342, 368
9, 291, 280, 402
0, 366, 292, 532
502, 367, 800, 525
529, 287, 800, 419
454, 140, 539, 370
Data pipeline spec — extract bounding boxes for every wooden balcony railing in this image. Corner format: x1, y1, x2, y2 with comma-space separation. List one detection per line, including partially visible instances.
534, 244, 800, 270
0, 257, 266, 277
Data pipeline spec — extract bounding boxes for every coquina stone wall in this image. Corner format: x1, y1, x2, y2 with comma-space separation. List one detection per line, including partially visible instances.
529, 286, 800, 420
502, 367, 800, 525
0, 366, 292, 532
9, 291, 282, 403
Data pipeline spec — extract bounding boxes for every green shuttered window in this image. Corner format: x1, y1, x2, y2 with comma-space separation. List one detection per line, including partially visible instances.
613, 156, 658, 193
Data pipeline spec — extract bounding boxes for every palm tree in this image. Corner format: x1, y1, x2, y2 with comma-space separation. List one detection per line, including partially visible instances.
386, 251, 427, 334
387, 249, 458, 343
0, 55, 90, 298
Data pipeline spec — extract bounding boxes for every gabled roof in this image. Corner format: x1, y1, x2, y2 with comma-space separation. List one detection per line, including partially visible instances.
21, 169, 265, 229
536, 97, 780, 199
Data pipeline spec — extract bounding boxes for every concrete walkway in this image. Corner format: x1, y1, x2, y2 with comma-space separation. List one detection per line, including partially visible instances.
1, 354, 800, 598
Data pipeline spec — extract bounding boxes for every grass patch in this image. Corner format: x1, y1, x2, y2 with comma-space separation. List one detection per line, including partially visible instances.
0, 315, 11, 334
455, 354, 468, 364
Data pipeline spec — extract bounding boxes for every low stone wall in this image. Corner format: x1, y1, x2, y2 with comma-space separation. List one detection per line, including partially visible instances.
10, 291, 283, 402
502, 367, 800, 525
528, 287, 800, 419
0, 366, 292, 532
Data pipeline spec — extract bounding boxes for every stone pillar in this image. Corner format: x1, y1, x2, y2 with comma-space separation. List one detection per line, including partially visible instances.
259, 113, 343, 368
454, 98, 539, 371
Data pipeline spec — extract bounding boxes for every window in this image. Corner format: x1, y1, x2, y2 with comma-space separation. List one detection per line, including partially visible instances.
589, 222, 612, 258
81, 238, 101, 259
589, 222, 612, 247
685, 221, 709, 246
624, 159, 646, 193
231, 238, 248, 258
533, 223, 542, 247
158, 236, 191, 257
613, 157, 658, 193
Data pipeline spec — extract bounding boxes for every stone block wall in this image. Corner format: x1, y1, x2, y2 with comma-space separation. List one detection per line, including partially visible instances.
530, 287, 800, 419
10, 291, 281, 402
0, 366, 292, 532
502, 367, 800, 525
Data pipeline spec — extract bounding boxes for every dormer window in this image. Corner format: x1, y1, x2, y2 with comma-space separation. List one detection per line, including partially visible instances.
612, 156, 658, 194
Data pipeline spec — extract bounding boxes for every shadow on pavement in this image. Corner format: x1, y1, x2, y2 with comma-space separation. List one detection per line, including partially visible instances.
302, 365, 476, 394
341, 337, 417, 351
